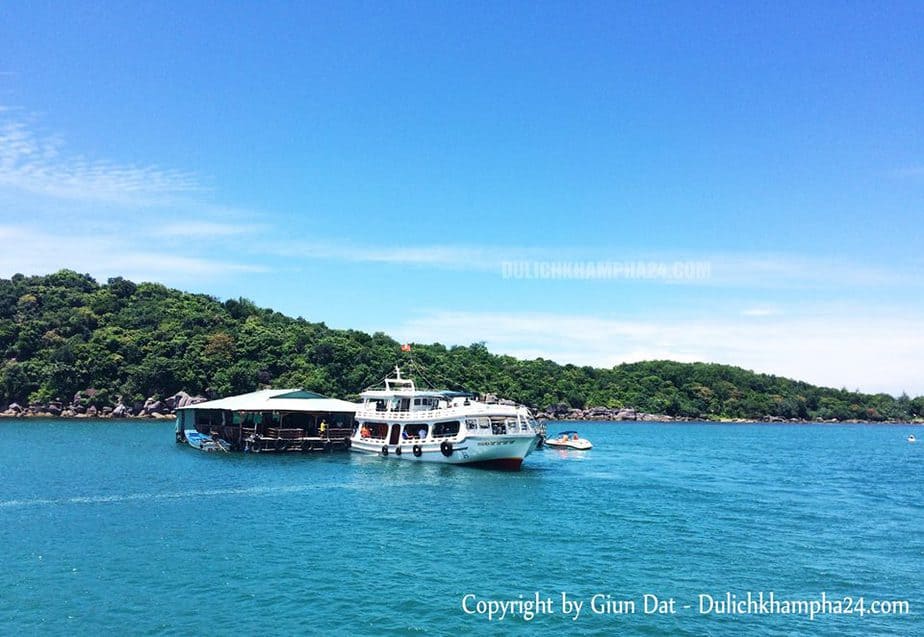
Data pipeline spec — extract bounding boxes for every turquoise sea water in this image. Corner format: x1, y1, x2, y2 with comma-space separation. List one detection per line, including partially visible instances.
1, 420, 921, 635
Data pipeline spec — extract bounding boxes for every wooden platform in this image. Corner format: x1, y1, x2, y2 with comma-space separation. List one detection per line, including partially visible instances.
212, 426, 354, 453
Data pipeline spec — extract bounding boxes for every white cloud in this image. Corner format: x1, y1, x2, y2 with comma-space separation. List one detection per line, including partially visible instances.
0, 225, 266, 284
263, 239, 919, 291
388, 310, 924, 395
0, 114, 200, 205
154, 221, 263, 238
697, 254, 915, 289
741, 306, 780, 317
0, 108, 271, 282
267, 241, 539, 271
893, 165, 924, 178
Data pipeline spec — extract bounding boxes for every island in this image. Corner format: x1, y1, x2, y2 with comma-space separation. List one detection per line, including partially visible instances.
1, 271, 922, 424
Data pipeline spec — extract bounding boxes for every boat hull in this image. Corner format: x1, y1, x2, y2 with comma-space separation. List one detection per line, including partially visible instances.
183, 430, 230, 452
544, 440, 592, 450
350, 434, 540, 469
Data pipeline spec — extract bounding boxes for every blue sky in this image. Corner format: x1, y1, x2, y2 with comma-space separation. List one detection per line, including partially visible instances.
1, 1, 922, 394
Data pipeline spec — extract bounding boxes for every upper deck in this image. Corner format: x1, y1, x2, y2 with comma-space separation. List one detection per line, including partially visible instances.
357, 366, 527, 421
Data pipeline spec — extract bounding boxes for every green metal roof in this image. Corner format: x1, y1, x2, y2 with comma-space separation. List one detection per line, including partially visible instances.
269, 390, 329, 400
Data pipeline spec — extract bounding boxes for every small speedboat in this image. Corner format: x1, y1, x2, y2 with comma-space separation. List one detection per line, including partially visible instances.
544, 431, 592, 450
909, 434, 917, 443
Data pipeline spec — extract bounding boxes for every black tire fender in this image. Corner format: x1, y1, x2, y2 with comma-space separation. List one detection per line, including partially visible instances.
440, 441, 453, 457
413, 445, 422, 457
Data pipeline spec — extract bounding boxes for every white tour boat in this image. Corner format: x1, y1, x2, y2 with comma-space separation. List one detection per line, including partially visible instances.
350, 367, 541, 469
543, 430, 593, 450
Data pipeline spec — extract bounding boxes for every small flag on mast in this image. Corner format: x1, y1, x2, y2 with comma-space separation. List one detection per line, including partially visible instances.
401, 343, 411, 352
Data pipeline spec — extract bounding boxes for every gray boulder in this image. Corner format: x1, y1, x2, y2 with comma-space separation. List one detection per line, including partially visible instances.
181, 395, 207, 408
547, 403, 570, 416
167, 391, 191, 410
145, 400, 165, 415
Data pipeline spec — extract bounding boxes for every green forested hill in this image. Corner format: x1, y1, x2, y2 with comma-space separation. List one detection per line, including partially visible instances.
1, 270, 921, 421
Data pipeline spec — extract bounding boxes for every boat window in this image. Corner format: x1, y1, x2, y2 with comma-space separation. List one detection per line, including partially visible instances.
359, 422, 389, 439
490, 417, 507, 435
433, 421, 460, 437
465, 418, 479, 431
389, 398, 411, 412
402, 424, 429, 439
479, 418, 490, 429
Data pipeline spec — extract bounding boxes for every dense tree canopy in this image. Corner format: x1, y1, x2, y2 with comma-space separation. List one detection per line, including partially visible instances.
1, 270, 920, 421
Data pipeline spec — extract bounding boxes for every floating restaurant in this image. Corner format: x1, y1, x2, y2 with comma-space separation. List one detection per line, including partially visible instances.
175, 389, 357, 453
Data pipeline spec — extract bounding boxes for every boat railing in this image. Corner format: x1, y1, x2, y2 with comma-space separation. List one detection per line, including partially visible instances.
355, 404, 502, 420
266, 427, 304, 440
324, 427, 353, 440
222, 426, 354, 441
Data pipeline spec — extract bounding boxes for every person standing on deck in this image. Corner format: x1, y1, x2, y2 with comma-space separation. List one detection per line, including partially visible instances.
319, 419, 328, 437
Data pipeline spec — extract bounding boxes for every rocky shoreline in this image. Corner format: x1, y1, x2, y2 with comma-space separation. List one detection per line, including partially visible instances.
0, 390, 207, 419
2, 393, 919, 425
532, 404, 921, 425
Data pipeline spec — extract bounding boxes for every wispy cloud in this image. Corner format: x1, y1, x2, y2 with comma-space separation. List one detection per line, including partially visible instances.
892, 165, 924, 179
0, 225, 266, 284
266, 241, 541, 271
388, 309, 924, 395
740, 306, 780, 317
0, 110, 200, 205
154, 221, 264, 238
0, 107, 273, 283
692, 254, 916, 289
264, 239, 918, 291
